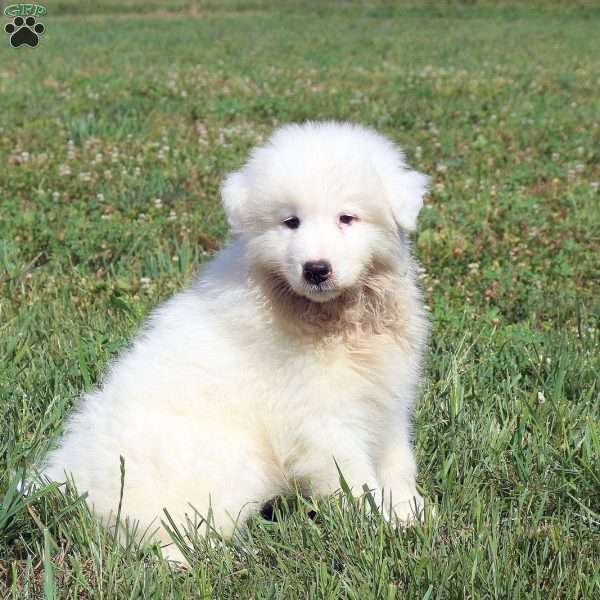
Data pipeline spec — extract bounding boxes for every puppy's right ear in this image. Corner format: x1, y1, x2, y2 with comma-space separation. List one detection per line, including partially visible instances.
220, 170, 247, 233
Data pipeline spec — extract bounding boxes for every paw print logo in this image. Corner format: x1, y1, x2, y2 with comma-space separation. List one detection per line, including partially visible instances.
5, 15, 45, 48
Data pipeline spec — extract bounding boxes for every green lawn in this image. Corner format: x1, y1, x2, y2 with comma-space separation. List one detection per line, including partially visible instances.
1, 1, 599, 597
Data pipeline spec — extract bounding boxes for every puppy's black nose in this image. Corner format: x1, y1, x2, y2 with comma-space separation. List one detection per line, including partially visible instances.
303, 260, 331, 285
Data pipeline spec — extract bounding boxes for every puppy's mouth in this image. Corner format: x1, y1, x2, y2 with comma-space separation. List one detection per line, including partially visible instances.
300, 282, 340, 303
262, 269, 342, 305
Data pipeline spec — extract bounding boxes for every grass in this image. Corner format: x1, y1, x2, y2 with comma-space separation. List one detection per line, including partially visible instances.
1, 1, 599, 597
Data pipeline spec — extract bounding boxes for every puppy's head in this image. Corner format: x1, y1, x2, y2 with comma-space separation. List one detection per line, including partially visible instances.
221, 122, 428, 304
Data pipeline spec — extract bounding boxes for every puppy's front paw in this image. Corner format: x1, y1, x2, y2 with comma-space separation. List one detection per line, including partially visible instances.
382, 488, 424, 525
160, 544, 190, 568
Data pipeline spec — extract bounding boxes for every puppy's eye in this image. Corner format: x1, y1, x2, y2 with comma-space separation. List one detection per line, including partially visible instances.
283, 216, 300, 229
339, 214, 356, 225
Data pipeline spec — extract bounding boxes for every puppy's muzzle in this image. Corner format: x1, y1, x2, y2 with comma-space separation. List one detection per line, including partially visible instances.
303, 260, 331, 285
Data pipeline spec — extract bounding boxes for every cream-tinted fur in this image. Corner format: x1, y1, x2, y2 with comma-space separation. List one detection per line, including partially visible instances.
42, 122, 429, 562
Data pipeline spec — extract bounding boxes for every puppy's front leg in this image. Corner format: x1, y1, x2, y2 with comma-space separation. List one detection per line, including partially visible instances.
292, 425, 382, 506
376, 438, 423, 524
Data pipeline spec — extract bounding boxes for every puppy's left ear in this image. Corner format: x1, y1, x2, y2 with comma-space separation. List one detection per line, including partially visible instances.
385, 168, 429, 232
220, 170, 247, 233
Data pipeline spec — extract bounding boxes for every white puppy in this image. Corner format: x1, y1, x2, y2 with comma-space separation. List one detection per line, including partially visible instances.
42, 122, 429, 562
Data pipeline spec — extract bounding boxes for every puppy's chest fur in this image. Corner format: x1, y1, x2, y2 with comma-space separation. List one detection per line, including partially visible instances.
249, 335, 385, 436
250, 303, 415, 416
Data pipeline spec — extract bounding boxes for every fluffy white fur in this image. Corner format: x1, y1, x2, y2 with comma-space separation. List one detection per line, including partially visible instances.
42, 121, 429, 562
